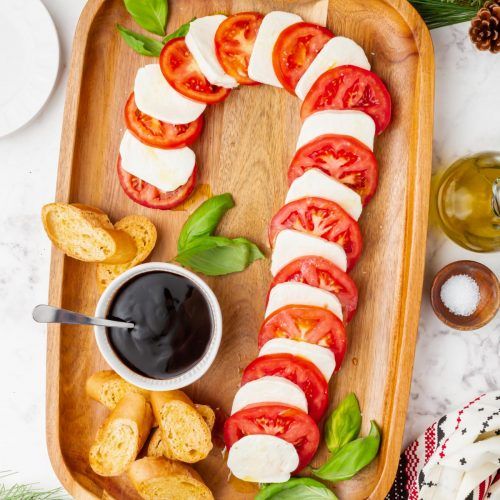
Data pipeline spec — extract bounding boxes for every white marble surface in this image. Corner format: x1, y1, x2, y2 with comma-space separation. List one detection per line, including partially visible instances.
0, 1, 498, 493
403, 24, 500, 447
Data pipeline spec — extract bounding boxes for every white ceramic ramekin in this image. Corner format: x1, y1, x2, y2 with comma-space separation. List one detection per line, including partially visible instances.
94, 262, 222, 391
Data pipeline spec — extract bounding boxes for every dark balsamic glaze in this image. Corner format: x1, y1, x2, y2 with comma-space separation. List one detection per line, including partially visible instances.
107, 271, 212, 379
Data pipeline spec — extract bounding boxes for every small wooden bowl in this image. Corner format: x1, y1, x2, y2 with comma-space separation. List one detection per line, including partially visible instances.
431, 260, 499, 330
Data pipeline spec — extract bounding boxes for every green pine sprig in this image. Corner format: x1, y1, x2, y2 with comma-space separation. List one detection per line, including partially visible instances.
409, 0, 484, 29
0, 472, 69, 500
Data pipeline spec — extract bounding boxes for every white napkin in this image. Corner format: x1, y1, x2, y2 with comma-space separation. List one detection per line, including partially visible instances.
387, 391, 500, 499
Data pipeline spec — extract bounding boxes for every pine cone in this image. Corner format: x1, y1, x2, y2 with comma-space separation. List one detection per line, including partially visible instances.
469, 0, 500, 53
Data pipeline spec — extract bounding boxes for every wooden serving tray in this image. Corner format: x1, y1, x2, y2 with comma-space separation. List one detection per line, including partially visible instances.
46, 0, 434, 498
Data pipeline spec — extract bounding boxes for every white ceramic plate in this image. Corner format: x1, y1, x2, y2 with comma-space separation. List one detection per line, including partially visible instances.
0, 0, 59, 137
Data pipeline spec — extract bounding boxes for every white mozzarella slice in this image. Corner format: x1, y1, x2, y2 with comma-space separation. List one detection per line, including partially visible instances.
286, 168, 362, 220
119, 131, 195, 192
297, 110, 376, 151
134, 64, 206, 125
185, 16, 238, 89
271, 229, 347, 275
247, 11, 302, 87
231, 376, 308, 415
228, 434, 299, 483
266, 281, 343, 322
259, 338, 335, 381
295, 36, 371, 99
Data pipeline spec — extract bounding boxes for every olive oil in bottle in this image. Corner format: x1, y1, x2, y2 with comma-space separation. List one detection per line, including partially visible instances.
436, 152, 500, 252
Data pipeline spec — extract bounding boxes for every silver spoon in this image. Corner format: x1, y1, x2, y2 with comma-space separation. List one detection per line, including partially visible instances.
32, 304, 135, 329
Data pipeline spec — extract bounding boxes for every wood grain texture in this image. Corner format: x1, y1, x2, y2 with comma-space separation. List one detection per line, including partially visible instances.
46, 0, 434, 498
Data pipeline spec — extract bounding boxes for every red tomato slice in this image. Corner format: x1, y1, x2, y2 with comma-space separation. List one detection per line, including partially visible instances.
124, 93, 204, 149
288, 134, 378, 205
271, 256, 358, 322
117, 156, 197, 210
258, 305, 347, 369
242, 353, 329, 422
273, 22, 333, 94
160, 37, 230, 104
224, 403, 320, 472
301, 65, 392, 134
269, 197, 363, 270
215, 12, 263, 85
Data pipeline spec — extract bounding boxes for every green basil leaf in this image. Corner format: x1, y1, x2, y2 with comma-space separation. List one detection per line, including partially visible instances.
324, 393, 362, 454
116, 24, 164, 56
176, 237, 249, 276
176, 235, 229, 250
163, 18, 196, 44
231, 237, 265, 261
123, 0, 167, 36
175, 236, 263, 276
272, 486, 338, 500
177, 194, 234, 251
257, 478, 337, 500
314, 421, 381, 482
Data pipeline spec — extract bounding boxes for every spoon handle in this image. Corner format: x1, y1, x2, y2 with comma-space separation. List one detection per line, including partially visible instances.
32, 304, 135, 329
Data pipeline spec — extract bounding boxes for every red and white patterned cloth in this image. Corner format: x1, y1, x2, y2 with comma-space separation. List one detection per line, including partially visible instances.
388, 392, 500, 500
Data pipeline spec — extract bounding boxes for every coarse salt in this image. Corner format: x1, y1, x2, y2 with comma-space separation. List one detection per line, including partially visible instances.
440, 274, 481, 317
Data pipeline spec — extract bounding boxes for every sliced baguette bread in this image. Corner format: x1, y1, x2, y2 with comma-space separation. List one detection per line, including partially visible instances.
194, 404, 216, 432
128, 457, 213, 500
42, 202, 137, 263
96, 215, 157, 291
87, 371, 214, 422
70, 204, 113, 225
147, 405, 214, 459
86, 370, 149, 410
89, 393, 153, 476
150, 391, 213, 463
146, 428, 165, 458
